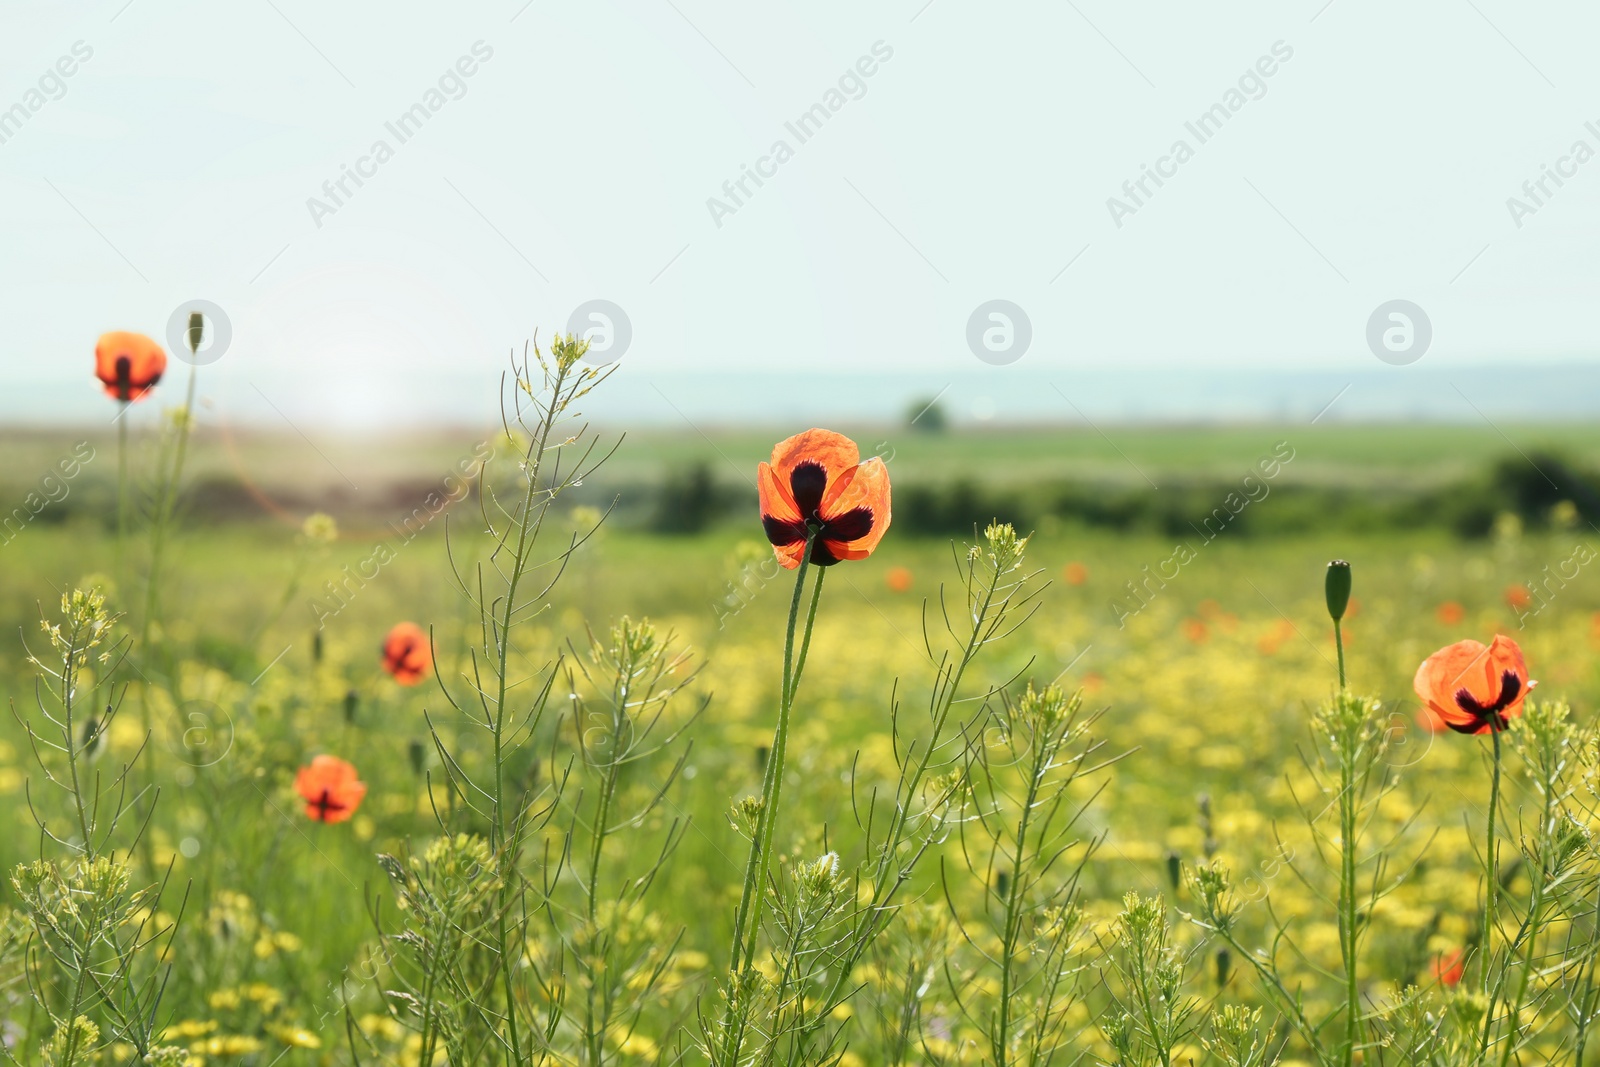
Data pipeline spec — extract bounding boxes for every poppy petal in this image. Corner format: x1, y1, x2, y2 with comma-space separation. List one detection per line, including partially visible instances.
770, 429, 859, 486
1485, 634, 1530, 716
1414, 635, 1530, 734
94, 332, 167, 403
757, 461, 801, 524
817, 458, 890, 561
1414, 639, 1490, 729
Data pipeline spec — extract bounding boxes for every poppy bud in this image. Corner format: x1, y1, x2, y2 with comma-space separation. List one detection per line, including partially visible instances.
187, 311, 205, 355
1165, 849, 1182, 891
994, 868, 1010, 899
342, 688, 358, 725
1325, 560, 1352, 622
408, 739, 426, 776
1215, 946, 1232, 987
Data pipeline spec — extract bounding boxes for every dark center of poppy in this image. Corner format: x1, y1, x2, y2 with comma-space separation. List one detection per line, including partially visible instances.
312, 788, 346, 821
790, 462, 827, 520
762, 462, 878, 566
1450, 670, 1522, 733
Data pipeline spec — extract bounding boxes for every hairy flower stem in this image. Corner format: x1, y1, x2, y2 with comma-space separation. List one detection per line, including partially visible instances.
720, 534, 822, 1062
139, 361, 197, 653
1482, 728, 1502, 996
1333, 618, 1346, 690
116, 405, 128, 581
1340, 733, 1358, 1067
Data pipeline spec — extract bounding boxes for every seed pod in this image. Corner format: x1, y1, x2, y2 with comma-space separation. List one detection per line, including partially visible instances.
1325, 560, 1352, 621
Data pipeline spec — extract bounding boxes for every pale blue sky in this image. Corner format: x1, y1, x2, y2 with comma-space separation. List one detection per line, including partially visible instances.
2, 0, 1597, 427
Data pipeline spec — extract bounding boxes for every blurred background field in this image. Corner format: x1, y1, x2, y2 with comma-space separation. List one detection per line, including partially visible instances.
5, 415, 1600, 1056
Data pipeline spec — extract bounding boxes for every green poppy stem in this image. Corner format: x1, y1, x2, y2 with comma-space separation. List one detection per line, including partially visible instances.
1483, 726, 1502, 992
721, 533, 825, 1061
1333, 618, 1346, 691
116, 406, 128, 581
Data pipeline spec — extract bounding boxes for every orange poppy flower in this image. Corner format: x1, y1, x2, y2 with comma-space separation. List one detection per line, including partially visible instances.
758, 429, 890, 568
1504, 584, 1533, 611
382, 621, 432, 685
1417, 704, 1449, 734
885, 566, 913, 593
1413, 634, 1533, 735
294, 755, 366, 823
94, 331, 167, 402
1183, 618, 1208, 643
1436, 601, 1465, 625
1063, 562, 1088, 586
1431, 948, 1465, 986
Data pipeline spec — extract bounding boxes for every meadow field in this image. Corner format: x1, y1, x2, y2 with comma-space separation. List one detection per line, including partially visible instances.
7, 352, 1600, 1066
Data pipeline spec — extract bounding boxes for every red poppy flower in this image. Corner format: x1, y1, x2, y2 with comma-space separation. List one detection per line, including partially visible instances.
1183, 619, 1208, 643
758, 429, 890, 568
94, 331, 167, 402
1413, 635, 1533, 735
885, 566, 913, 593
294, 755, 366, 823
1063, 562, 1088, 586
1504, 584, 1533, 611
382, 622, 432, 685
1436, 601, 1465, 625
1431, 948, 1465, 986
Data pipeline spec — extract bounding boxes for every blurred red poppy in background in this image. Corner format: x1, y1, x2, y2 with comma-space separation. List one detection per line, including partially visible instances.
1436, 601, 1465, 625
95, 331, 166, 402
294, 755, 366, 824
758, 429, 890, 569
885, 566, 913, 593
1414, 635, 1532, 735
1431, 949, 1465, 986
1063, 562, 1088, 586
1505, 585, 1533, 611
382, 621, 432, 685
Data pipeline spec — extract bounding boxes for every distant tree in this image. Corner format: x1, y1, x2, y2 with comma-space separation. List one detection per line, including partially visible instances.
905, 396, 948, 433
651, 461, 721, 534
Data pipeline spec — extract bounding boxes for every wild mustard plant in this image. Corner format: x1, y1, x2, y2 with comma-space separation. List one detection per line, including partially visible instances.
562, 616, 703, 1065
7, 589, 185, 1065
944, 682, 1114, 1067
358, 334, 623, 1063
1099, 892, 1200, 1067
